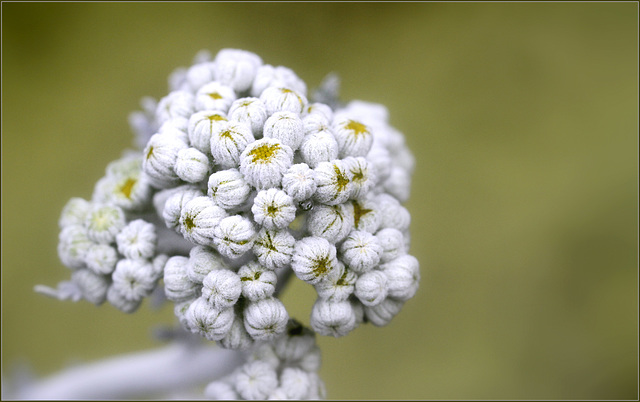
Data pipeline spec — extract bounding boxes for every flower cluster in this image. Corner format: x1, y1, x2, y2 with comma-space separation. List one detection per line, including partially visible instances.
204, 320, 325, 400
45, 48, 419, 347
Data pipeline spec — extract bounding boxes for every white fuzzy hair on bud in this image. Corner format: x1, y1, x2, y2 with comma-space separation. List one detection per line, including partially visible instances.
163, 256, 199, 302
186, 245, 228, 284
71, 269, 109, 306
281, 163, 317, 202
179, 196, 228, 246
84, 244, 118, 275
313, 160, 353, 206
207, 168, 252, 210
310, 298, 358, 337
251, 64, 307, 98
142, 133, 188, 189
185, 297, 234, 341
155, 90, 195, 125
212, 215, 256, 259
238, 261, 277, 301
218, 312, 254, 351
210, 121, 255, 169
116, 219, 157, 260
263, 111, 304, 150
187, 110, 228, 153
351, 197, 382, 233
106, 285, 142, 314
86, 204, 126, 245
228, 97, 268, 137
160, 185, 203, 230
174, 147, 210, 183
307, 203, 354, 243
234, 360, 278, 400
380, 254, 420, 302
58, 225, 93, 269
243, 297, 289, 341
298, 128, 339, 169
111, 259, 159, 302
332, 115, 374, 158
195, 81, 236, 112
340, 230, 382, 274
291, 236, 340, 285
315, 262, 357, 302
201, 269, 242, 310
252, 228, 295, 270
279, 367, 313, 400
354, 270, 388, 307
59, 197, 91, 228
213, 48, 263, 93
239, 137, 294, 190
259, 86, 308, 116
251, 188, 297, 230
375, 227, 407, 263
363, 297, 404, 327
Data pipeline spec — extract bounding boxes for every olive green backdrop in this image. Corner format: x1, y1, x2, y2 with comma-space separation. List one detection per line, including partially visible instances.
2, 3, 637, 400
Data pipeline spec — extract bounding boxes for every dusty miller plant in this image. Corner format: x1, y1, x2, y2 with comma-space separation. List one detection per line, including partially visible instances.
25, 49, 419, 400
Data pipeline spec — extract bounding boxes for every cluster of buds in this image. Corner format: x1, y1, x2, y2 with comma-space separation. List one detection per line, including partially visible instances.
41, 49, 419, 399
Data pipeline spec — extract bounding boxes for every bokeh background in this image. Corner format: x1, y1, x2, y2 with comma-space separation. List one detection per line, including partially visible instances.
2, 2, 637, 400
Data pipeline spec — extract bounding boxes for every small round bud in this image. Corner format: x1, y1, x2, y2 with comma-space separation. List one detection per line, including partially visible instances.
86, 204, 126, 244
213, 48, 262, 93
380, 255, 420, 301
384, 166, 412, 203
249, 342, 280, 369
243, 297, 289, 341
263, 111, 304, 150
298, 345, 322, 373
57, 225, 92, 269
351, 197, 382, 233
155, 90, 195, 125
161, 185, 203, 230
366, 143, 393, 183
195, 81, 236, 112
185, 297, 234, 341
281, 163, 317, 202
142, 133, 188, 189
184, 61, 216, 92
186, 245, 228, 284
298, 129, 339, 169
204, 381, 238, 400
239, 138, 294, 190
340, 230, 382, 273
314, 160, 353, 205
376, 228, 406, 263
228, 97, 268, 137
107, 285, 142, 313
279, 367, 313, 400
207, 168, 251, 210
344, 156, 376, 199
354, 270, 388, 307
234, 360, 278, 400
251, 64, 307, 97
163, 256, 198, 302
315, 263, 356, 302
201, 269, 242, 310
210, 121, 255, 169
212, 215, 256, 259
218, 312, 254, 350
85, 243, 118, 275
94, 157, 152, 211
291, 236, 340, 285
375, 193, 410, 232
252, 188, 296, 230
59, 197, 91, 228
71, 269, 109, 305
260, 86, 308, 116
238, 262, 277, 301
252, 228, 295, 270
332, 115, 374, 158
187, 110, 228, 153
179, 196, 228, 246
111, 259, 159, 301
174, 147, 211, 183
307, 203, 354, 243
363, 297, 404, 327
273, 320, 316, 363
157, 118, 189, 144
116, 219, 157, 260
310, 299, 357, 337
306, 102, 333, 123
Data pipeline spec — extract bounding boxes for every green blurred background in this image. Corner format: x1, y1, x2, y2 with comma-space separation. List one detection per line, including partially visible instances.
2, 3, 637, 399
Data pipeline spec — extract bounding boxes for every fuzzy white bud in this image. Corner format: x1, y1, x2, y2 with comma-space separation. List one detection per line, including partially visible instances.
212, 215, 256, 259
142, 133, 188, 188
238, 261, 277, 301
86, 204, 126, 244
185, 297, 234, 341
307, 203, 354, 243
228, 97, 268, 137
58, 225, 92, 269
376, 228, 406, 263
218, 312, 254, 351
210, 121, 255, 169
252, 228, 295, 270
380, 255, 420, 301
260, 86, 308, 116
195, 81, 236, 112
234, 360, 278, 400
179, 196, 228, 246
315, 263, 356, 302
313, 160, 353, 206
279, 367, 313, 400
186, 245, 229, 284
239, 138, 294, 190
207, 168, 252, 210
375, 193, 411, 232
340, 230, 382, 273
363, 297, 404, 327
263, 111, 304, 150
291, 236, 340, 285
174, 147, 210, 183
281, 163, 317, 202
161, 185, 203, 230
354, 270, 388, 307
298, 129, 339, 169
187, 110, 228, 153
243, 297, 289, 341
107, 285, 142, 313
310, 298, 358, 337
155, 90, 195, 125
84, 243, 118, 275
116, 219, 157, 260
213, 48, 263, 93
351, 197, 382, 233
71, 269, 109, 305
163, 256, 199, 302
251, 64, 307, 97
59, 197, 91, 228
332, 115, 374, 158
111, 259, 159, 302
251, 188, 296, 230
201, 269, 242, 310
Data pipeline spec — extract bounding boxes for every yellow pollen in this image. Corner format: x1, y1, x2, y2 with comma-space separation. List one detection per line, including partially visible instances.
249, 143, 280, 163
352, 200, 373, 229
333, 164, 350, 193
183, 215, 196, 232
267, 205, 279, 217
208, 92, 223, 100
146, 146, 154, 160
207, 114, 227, 121
312, 256, 330, 277
119, 178, 136, 199
345, 120, 369, 136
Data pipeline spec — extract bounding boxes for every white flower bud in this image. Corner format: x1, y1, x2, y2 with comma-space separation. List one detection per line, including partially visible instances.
155, 90, 195, 125
151, 253, 169, 278
201, 269, 242, 310
71, 269, 109, 305
85, 243, 118, 275
252, 188, 296, 230
376, 193, 411, 232
59, 197, 91, 228
213, 48, 262, 93
315, 262, 356, 302
298, 128, 339, 169
58, 225, 92, 269
180, 196, 228, 246
310, 299, 357, 337
204, 380, 238, 400
163, 256, 199, 302
210, 121, 255, 169
273, 320, 316, 363
115, 219, 157, 260
380, 255, 420, 301
351, 197, 381, 233
238, 262, 277, 301
252, 228, 295, 270
332, 115, 374, 158
158, 118, 189, 144
251, 64, 307, 97
260, 86, 308, 116
218, 312, 254, 350
307, 203, 354, 243
111, 259, 159, 301
174, 299, 195, 331
281, 163, 317, 202
161, 185, 203, 230
207, 168, 251, 210
174, 147, 210, 183
184, 61, 216, 92
354, 270, 388, 307
375, 228, 406, 263
186, 245, 229, 284
212, 215, 256, 259
263, 111, 304, 150
195, 81, 236, 112
344, 156, 376, 199
383, 166, 412, 204
234, 360, 278, 400
94, 157, 152, 211
239, 138, 294, 190
313, 160, 353, 205
298, 345, 322, 373
306, 372, 327, 400
185, 297, 234, 341
243, 297, 288, 341
291, 236, 340, 285
142, 133, 188, 188
249, 342, 280, 369
107, 285, 142, 313
306, 102, 333, 123
279, 367, 312, 400
228, 97, 268, 137
86, 204, 126, 244
187, 110, 228, 153
367, 143, 393, 183
363, 297, 404, 327
340, 230, 382, 273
